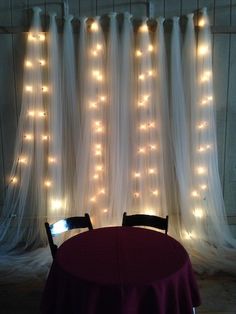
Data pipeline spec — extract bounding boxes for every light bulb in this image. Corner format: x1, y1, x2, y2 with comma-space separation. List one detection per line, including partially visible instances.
24, 134, 33, 141
25, 85, 33, 92
149, 144, 157, 151
198, 18, 206, 27
193, 208, 204, 218
91, 22, 99, 31
148, 168, 156, 174
51, 199, 63, 210
38, 59, 46, 66
134, 172, 141, 178
133, 192, 140, 198
25, 60, 33, 67
102, 208, 108, 213
28, 110, 35, 117
200, 184, 207, 190
198, 45, 209, 56
152, 190, 159, 196
90, 196, 96, 203
191, 190, 199, 197
138, 74, 145, 80
44, 180, 52, 187
99, 188, 105, 195
42, 86, 48, 92
42, 135, 48, 141
18, 156, 27, 164
138, 147, 146, 154
96, 43, 102, 50
196, 166, 207, 175
135, 50, 142, 57
48, 157, 56, 163
100, 95, 106, 101
93, 174, 99, 180
148, 44, 154, 52
139, 24, 148, 32
197, 121, 208, 129
95, 165, 103, 172
11, 177, 18, 184
38, 33, 46, 41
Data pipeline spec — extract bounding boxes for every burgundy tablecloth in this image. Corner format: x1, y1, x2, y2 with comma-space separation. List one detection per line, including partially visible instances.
41, 226, 201, 314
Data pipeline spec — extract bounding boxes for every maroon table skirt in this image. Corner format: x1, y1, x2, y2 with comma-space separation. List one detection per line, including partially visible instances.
41, 226, 201, 314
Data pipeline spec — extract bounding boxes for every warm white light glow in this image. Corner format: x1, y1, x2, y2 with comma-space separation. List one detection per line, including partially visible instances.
91, 21, 99, 31
25, 60, 33, 67
139, 74, 145, 80
197, 121, 208, 129
198, 45, 209, 56
42, 135, 49, 141
51, 199, 63, 210
38, 33, 45, 41
148, 44, 154, 52
44, 180, 52, 187
48, 157, 57, 163
136, 50, 142, 57
191, 190, 199, 197
28, 110, 35, 117
184, 231, 195, 240
144, 208, 156, 215
193, 208, 204, 218
25, 85, 33, 92
148, 168, 156, 174
151, 190, 159, 196
24, 134, 33, 141
93, 174, 99, 180
90, 196, 96, 203
38, 59, 46, 66
196, 166, 207, 175
149, 144, 157, 151
133, 192, 140, 198
200, 184, 207, 190
139, 24, 148, 32
138, 147, 146, 154
11, 177, 18, 184
42, 86, 48, 92
18, 156, 28, 164
198, 18, 206, 27
134, 172, 141, 178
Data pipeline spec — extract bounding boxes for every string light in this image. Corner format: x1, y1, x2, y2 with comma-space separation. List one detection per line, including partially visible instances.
18, 156, 28, 164
134, 172, 141, 178
38, 59, 46, 66
42, 135, 49, 141
139, 24, 148, 32
91, 21, 99, 31
200, 184, 207, 190
196, 166, 207, 175
148, 44, 154, 52
191, 190, 199, 197
48, 157, 57, 163
198, 18, 206, 27
44, 180, 52, 187
197, 121, 208, 129
25, 85, 33, 92
148, 168, 156, 174
135, 50, 142, 57
90, 196, 96, 203
42, 86, 48, 92
198, 45, 209, 56
51, 199, 63, 210
193, 208, 204, 218
24, 134, 33, 141
133, 192, 140, 198
25, 60, 33, 67
10, 177, 18, 184
151, 190, 159, 196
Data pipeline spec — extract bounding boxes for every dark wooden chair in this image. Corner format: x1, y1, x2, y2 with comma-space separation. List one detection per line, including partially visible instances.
45, 213, 93, 258
122, 212, 168, 234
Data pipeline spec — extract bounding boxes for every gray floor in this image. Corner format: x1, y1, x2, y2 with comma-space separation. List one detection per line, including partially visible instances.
0, 274, 235, 314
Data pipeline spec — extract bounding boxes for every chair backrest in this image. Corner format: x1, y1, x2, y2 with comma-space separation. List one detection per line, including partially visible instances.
45, 213, 93, 258
122, 212, 168, 234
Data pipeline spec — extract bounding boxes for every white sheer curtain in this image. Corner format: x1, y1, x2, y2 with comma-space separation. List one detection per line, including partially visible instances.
0, 7, 236, 279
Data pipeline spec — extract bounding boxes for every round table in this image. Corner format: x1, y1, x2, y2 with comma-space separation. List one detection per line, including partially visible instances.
41, 226, 201, 313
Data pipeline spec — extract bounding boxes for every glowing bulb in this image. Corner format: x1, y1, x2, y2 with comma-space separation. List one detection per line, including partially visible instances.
18, 156, 27, 164
102, 208, 108, 213
152, 190, 159, 196
193, 208, 204, 218
96, 43, 102, 50
28, 33, 36, 41
48, 157, 56, 163
196, 166, 207, 175
191, 190, 199, 197
25, 85, 33, 92
138, 147, 146, 154
198, 146, 205, 152
200, 184, 207, 190
140, 24, 148, 32
42, 135, 48, 141
197, 121, 208, 129
11, 177, 18, 184
93, 174, 99, 180
92, 50, 98, 56
139, 74, 145, 80
148, 168, 156, 174
99, 188, 106, 195
38, 111, 46, 118
95, 165, 103, 172
136, 50, 142, 57
25, 60, 33, 67
140, 124, 147, 130
198, 18, 206, 27
89, 102, 97, 109
38, 59, 46, 66
149, 144, 157, 151
38, 33, 45, 41
44, 180, 52, 187
90, 196, 96, 203
51, 199, 63, 210
24, 134, 33, 141
148, 44, 154, 52
134, 172, 141, 178
147, 70, 154, 76
198, 45, 209, 56
207, 95, 213, 101
42, 86, 48, 92
100, 95, 106, 102
91, 21, 99, 31
28, 110, 35, 117
148, 122, 155, 128
133, 192, 140, 198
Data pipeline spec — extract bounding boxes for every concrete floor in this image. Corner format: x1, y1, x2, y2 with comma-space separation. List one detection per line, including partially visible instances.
0, 273, 235, 314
